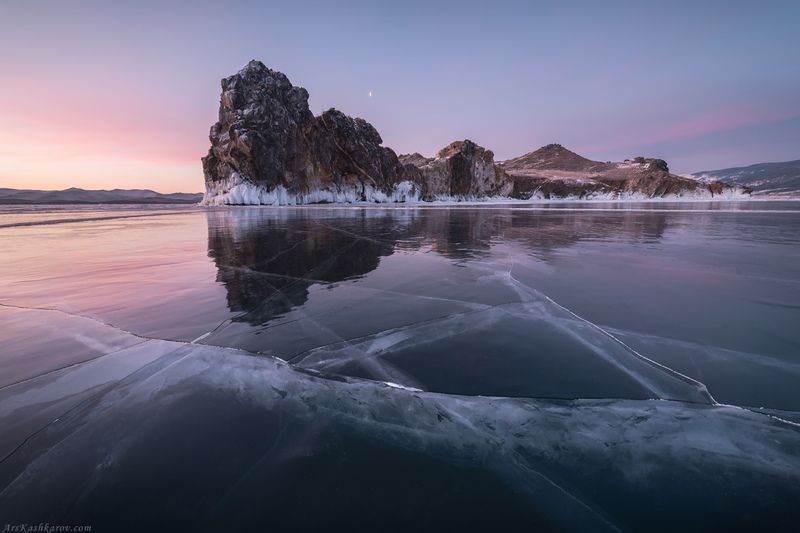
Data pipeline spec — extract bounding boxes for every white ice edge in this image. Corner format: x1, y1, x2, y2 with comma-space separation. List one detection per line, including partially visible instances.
201, 173, 754, 206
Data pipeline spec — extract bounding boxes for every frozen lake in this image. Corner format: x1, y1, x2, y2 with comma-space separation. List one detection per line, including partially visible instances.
1, 202, 799, 530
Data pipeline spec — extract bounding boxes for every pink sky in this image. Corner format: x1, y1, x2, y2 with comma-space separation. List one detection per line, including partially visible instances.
1, 1, 798, 193
0, 67, 214, 193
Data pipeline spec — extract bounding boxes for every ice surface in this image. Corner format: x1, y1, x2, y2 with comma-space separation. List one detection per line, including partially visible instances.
607, 326, 800, 410
291, 296, 713, 402
0, 306, 797, 531
6, 204, 793, 405
0, 304, 144, 388
2, 203, 799, 530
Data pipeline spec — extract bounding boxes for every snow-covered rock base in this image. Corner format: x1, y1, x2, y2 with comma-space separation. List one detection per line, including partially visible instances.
202, 173, 421, 206
522, 186, 753, 202
202, 173, 752, 206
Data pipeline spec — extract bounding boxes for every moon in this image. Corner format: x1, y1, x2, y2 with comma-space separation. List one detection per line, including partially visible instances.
368, 91, 373, 98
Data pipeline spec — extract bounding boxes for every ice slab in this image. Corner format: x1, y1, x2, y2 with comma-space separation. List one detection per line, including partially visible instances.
200, 281, 486, 359
0, 340, 797, 532
608, 327, 800, 411
292, 300, 712, 402
0, 305, 144, 388
0, 338, 186, 461
0, 304, 195, 460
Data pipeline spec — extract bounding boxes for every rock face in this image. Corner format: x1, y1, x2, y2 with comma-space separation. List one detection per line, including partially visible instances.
202, 60, 417, 205
399, 140, 513, 200
202, 62, 750, 204
501, 144, 750, 200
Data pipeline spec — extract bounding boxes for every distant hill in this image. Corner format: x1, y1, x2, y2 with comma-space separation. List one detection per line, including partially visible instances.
0, 187, 203, 204
496, 144, 746, 200
691, 160, 800, 196
500, 143, 619, 174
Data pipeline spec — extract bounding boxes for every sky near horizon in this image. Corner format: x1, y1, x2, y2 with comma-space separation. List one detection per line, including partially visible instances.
1, 0, 799, 193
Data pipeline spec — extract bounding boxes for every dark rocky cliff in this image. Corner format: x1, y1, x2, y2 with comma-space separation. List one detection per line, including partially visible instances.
399, 140, 513, 200
202, 61, 414, 205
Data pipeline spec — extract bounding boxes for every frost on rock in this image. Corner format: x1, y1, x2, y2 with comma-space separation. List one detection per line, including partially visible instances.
202, 173, 420, 206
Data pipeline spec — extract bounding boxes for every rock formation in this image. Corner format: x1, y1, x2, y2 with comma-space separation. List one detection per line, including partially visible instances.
502, 144, 750, 200
202, 60, 418, 205
202, 61, 750, 204
399, 140, 513, 200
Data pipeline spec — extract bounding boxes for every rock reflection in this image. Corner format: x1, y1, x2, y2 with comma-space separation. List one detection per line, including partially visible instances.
207, 207, 669, 325
207, 209, 395, 323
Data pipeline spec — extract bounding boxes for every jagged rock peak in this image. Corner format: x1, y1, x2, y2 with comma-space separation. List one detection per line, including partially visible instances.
403, 139, 513, 200
398, 153, 433, 167
435, 139, 494, 162
627, 156, 669, 172
319, 108, 384, 147
234, 59, 288, 82
202, 60, 411, 205
218, 60, 310, 118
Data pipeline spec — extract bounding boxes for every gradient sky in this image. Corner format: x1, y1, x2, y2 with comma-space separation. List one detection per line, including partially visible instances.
1, 0, 798, 193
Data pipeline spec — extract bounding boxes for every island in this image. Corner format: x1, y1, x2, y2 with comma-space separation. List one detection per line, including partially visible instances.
201, 61, 750, 205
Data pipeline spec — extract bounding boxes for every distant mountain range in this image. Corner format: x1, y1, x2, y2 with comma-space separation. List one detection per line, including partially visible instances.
0, 187, 203, 204
692, 160, 800, 196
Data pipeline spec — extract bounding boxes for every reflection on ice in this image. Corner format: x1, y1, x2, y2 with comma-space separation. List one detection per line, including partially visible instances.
2, 203, 800, 530
204, 209, 710, 402
199, 206, 800, 409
